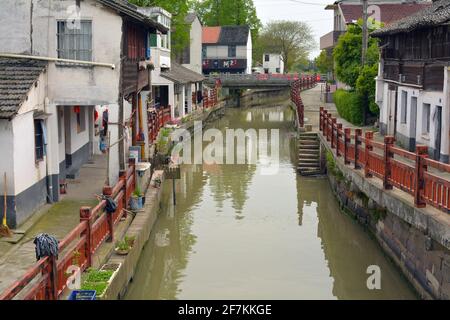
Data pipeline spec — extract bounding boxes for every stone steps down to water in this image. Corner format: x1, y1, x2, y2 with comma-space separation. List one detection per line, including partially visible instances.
298, 133, 322, 176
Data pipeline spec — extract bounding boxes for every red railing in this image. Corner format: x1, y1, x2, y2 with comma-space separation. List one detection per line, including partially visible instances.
320, 107, 450, 214
290, 76, 317, 127
148, 106, 171, 143
0, 160, 136, 300
203, 87, 218, 109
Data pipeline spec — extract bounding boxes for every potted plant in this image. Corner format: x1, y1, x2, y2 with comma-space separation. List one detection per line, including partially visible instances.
115, 239, 131, 256
130, 186, 143, 211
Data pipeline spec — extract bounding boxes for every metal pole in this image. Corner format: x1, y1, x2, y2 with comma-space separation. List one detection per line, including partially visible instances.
361, 0, 369, 66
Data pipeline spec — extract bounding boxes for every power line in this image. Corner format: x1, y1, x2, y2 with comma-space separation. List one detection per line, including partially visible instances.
287, 0, 329, 6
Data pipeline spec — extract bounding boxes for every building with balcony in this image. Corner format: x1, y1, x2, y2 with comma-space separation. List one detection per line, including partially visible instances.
372, 0, 450, 162
202, 26, 252, 75
0, 0, 167, 228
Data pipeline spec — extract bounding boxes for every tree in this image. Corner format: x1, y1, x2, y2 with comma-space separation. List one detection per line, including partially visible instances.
256, 21, 315, 72
333, 20, 379, 88
194, 0, 262, 45
315, 50, 333, 74
129, 0, 192, 55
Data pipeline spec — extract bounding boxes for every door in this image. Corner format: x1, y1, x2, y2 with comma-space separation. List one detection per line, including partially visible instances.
409, 97, 417, 151
387, 89, 397, 136
435, 106, 442, 160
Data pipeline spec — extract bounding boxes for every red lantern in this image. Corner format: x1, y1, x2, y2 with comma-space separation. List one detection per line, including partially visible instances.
73, 106, 81, 114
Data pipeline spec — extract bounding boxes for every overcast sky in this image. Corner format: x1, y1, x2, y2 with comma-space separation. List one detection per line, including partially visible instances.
253, 0, 333, 59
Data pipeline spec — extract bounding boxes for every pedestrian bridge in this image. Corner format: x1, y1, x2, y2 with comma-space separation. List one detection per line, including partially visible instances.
205, 74, 316, 89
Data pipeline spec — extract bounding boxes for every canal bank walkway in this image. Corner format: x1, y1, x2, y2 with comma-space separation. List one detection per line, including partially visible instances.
0, 155, 107, 295
302, 84, 377, 136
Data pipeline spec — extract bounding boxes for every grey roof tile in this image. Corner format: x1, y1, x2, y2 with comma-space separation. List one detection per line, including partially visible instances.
0, 58, 47, 119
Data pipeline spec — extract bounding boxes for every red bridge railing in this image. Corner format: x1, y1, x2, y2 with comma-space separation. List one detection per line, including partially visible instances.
0, 160, 136, 300
320, 107, 450, 214
291, 75, 317, 127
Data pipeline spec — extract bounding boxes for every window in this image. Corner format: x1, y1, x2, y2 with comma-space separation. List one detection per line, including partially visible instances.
265, 54, 270, 62
276, 68, 280, 73
75, 107, 86, 133
161, 34, 170, 49
228, 45, 236, 58
149, 33, 158, 47
202, 47, 207, 59
400, 91, 408, 124
57, 21, 92, 61
264, 68, 269, 74
34, 120, 45, 161
423, 103, 431, 134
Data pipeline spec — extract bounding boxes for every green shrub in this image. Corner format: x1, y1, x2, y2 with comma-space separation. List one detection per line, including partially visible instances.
334, 89, 363, 125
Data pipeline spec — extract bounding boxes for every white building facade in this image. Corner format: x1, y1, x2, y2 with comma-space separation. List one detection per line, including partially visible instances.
263, 53, 284, 74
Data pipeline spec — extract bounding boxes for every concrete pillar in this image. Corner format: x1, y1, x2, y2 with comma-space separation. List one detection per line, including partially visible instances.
187, 84, 193, 114
180, 84, 186, 118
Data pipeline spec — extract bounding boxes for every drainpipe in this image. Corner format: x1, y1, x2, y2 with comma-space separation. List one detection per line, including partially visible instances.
0, 53, 115, 69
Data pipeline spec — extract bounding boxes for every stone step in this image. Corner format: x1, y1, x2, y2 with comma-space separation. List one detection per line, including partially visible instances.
299, 136, 319, 141
298, 154, 319, 160
299, 150, 320, 155
299, 170, 323, 176
298, 159, 319, 164
299, 140, 319, 146
298, 165, 321, 170
299, 145, 320, 150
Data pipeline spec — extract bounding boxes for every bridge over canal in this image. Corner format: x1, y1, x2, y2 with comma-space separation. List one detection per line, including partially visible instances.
204, 73, 317, 89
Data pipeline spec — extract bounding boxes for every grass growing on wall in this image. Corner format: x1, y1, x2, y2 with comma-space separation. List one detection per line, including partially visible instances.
333, 89, 363, 125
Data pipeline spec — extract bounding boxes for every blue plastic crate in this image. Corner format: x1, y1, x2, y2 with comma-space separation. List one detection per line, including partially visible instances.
68, 290, 96, 300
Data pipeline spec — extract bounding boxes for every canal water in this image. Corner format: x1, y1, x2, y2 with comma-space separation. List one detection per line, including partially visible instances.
125, 105, 417, 300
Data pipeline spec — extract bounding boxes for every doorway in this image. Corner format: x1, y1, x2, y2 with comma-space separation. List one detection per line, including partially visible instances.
409, 97, 417, 151
435, 106, 442, 160
64, 107, 72, 169
387, 89, 397, 136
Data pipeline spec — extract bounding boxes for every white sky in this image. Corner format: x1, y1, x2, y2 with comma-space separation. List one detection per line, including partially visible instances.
253, 0, 334, 59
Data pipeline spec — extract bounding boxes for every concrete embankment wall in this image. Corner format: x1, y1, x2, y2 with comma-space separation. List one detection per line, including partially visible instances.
320, 135, 450, 300
240, 89, 290, 108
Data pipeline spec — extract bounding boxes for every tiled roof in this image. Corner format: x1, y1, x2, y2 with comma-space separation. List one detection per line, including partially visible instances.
340, 2, 431, 25
97, 0, 169, 32
202, 27, 221, 44
185, 12, 200, 24
218, 26, 250, 45
0, 58, 47, 119
202, 25, 250, 45
372, 0, 450, 36
161, 62, 205, 84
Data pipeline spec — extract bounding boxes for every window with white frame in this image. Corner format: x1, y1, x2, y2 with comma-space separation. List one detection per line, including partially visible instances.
400, 91, 408, 124
57, 20, 92, 61
423, 103, 431, 134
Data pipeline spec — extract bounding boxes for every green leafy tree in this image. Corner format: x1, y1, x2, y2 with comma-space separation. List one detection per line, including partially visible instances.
194, 0, 262, 45
129, 0, 192, 55
333, 20, 379, 88
315, 50, 333, 74
356, 64, 379, 114
256, 21, 315, 72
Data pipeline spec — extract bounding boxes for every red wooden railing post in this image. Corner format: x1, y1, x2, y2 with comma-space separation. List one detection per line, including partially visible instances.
319, 107, 324, 131
331, 118, 337, 149
344, 128, 351, 165
103, 186, 114, 243
415, 145, 428, 208
354, 129, 362, 170
384, 136, 395, 190
336, 123, 343, 157
80, 207, 93, 268
119, 170, 128, 219
365, 131, 374, 178
326, 114, 332, 142
46, 256, 58, 300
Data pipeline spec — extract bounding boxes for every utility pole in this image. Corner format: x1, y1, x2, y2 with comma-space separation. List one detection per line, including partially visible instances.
361, 0, 369, 66
361, 0, 369, 125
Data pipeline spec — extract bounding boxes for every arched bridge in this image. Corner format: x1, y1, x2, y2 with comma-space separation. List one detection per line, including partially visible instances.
204, 74, 318, 89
